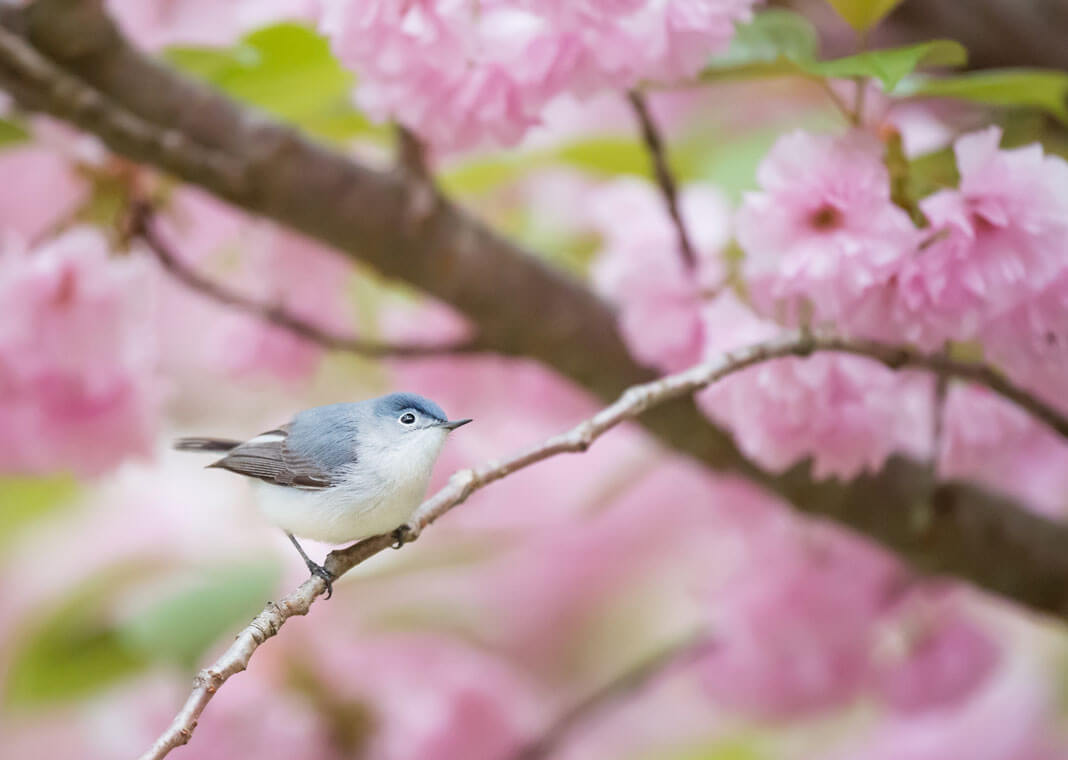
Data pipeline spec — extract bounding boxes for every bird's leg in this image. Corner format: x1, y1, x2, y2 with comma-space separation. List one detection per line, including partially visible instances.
391, 524, 413, 549
286, 533, 334, 599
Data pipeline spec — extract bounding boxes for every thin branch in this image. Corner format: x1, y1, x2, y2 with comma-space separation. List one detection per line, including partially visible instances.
514, 633, 715, 760
626, 90, 698, 270
128, 202, 478, 358
139, 331, 1068, 760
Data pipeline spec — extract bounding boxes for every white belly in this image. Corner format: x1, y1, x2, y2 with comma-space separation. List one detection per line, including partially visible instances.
253, 476, 428, 544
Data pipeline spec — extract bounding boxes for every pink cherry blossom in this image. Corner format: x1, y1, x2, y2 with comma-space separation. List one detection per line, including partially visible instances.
591, 177, 729, 372
699, 293, 932, 479
0, 228, 159, 476
0, 144, 89, 244
699, 521, 904, 717
737, 129, 919, 325
835, 654, 1062, 760
864, 127, 1068, 349
872, 594, 999, 714
938, 385, 1068, 517
320, 0, 757, 150
305, 633, 539, 760
983, 269, 1068, 413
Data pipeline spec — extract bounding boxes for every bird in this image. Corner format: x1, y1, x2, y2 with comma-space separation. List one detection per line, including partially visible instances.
175, 392, 472, 597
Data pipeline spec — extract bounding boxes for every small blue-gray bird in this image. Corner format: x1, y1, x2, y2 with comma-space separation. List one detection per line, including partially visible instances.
175, 392, 471, 597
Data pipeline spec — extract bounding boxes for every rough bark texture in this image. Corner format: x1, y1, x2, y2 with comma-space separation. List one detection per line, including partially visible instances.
5, 0, 1068, 620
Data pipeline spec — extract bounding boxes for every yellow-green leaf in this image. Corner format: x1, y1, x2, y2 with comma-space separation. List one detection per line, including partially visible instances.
800, 40, 967, 92
0, 476, 78, 551
901, 69, 1068, 125
825, 0, 904, 33
164, 23, 387, 143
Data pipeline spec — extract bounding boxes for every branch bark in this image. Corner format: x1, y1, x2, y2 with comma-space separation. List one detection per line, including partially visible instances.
5, 0, 1068, 629
139, 332, 1068, 759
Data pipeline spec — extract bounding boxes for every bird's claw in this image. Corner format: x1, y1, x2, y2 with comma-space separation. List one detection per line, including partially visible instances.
391, 525, 413, 549
306, 561, 335, 599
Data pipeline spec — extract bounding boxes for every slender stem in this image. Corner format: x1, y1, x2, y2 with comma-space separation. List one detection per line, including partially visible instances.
128, 201, 479, 358
626, 90, 698, 270
513, 634, 715, 760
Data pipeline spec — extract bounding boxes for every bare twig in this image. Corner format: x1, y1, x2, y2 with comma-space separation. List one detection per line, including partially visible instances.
626, 90, 698, 270
514, 633, 715, 760
139, 331, 1068, 760
128, 202, 478, 358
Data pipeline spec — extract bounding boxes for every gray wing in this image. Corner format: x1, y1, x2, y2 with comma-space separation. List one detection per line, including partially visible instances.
208, 426, 335, 489
207, 404, 361, 490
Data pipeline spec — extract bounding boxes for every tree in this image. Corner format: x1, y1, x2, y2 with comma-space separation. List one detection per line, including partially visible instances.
2, 1, 1068, 759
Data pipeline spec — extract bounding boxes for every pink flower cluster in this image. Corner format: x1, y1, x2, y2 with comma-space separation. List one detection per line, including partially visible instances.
597, 126, 1068, 486
699, 519, 1000, 719
320, 0, 758, 150
0, 229, 159, 476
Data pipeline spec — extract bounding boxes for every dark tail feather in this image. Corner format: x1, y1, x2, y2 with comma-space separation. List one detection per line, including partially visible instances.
174, 437, 242, 453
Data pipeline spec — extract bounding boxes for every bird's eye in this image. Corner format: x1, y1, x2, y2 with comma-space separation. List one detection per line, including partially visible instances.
400, 412, 416, 425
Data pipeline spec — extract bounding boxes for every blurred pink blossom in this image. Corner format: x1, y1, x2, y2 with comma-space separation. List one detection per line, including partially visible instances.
872, 596, 999, 715
150, 190, 354, 386
107, 0, 321, 50
0, 145, 89, 243
591, 177, 730, 372
938, 385, 1068, 517
699, 521, 903, 717
320, 0, 757, 150
983, 269, 1068, 412
0, 228, 159, 476
305, 633, 540, 760
836, 655, 1062, 760
737, 129, 918, 325
699, 293, 932, 479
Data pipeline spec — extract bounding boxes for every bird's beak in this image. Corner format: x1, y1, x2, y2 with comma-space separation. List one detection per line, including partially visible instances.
440, 418, 473, 431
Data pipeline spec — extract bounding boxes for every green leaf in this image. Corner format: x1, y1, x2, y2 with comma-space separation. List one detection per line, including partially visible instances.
713, 10, 819, 68
164, 23, 386, 143
825, 0, 904, 32
0, 118, 29, 147
801, 40, 968, 91
5, 566, 152, 707
119, 561, 280, 667
900, 69, 1068, 125
0, 476, 78, 551
634, 738, 763, 760
703, 38, 967, 93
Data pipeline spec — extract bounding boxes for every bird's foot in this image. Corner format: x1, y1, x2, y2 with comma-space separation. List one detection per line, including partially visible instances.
306, 561, 335, 599
391, 525, 413, 550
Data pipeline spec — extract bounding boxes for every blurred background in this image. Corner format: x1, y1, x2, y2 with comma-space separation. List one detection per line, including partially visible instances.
3, 1, 1068, 759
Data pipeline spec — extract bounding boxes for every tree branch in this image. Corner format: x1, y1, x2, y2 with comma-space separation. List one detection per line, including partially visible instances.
626, 90, 698, 270
6, 0, 1068, 632
139, 332, 1068, 760
514, 633, 715, 760
127, 201, 478, 358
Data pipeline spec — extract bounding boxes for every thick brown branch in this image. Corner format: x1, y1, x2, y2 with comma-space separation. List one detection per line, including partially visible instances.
128, 202, 477, 358
626, 90, 698, 270
7, 0, 1068, 632
139, 333, 1068, 760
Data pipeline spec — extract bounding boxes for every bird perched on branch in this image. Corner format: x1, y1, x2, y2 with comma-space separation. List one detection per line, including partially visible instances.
175, 392, 472, 597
